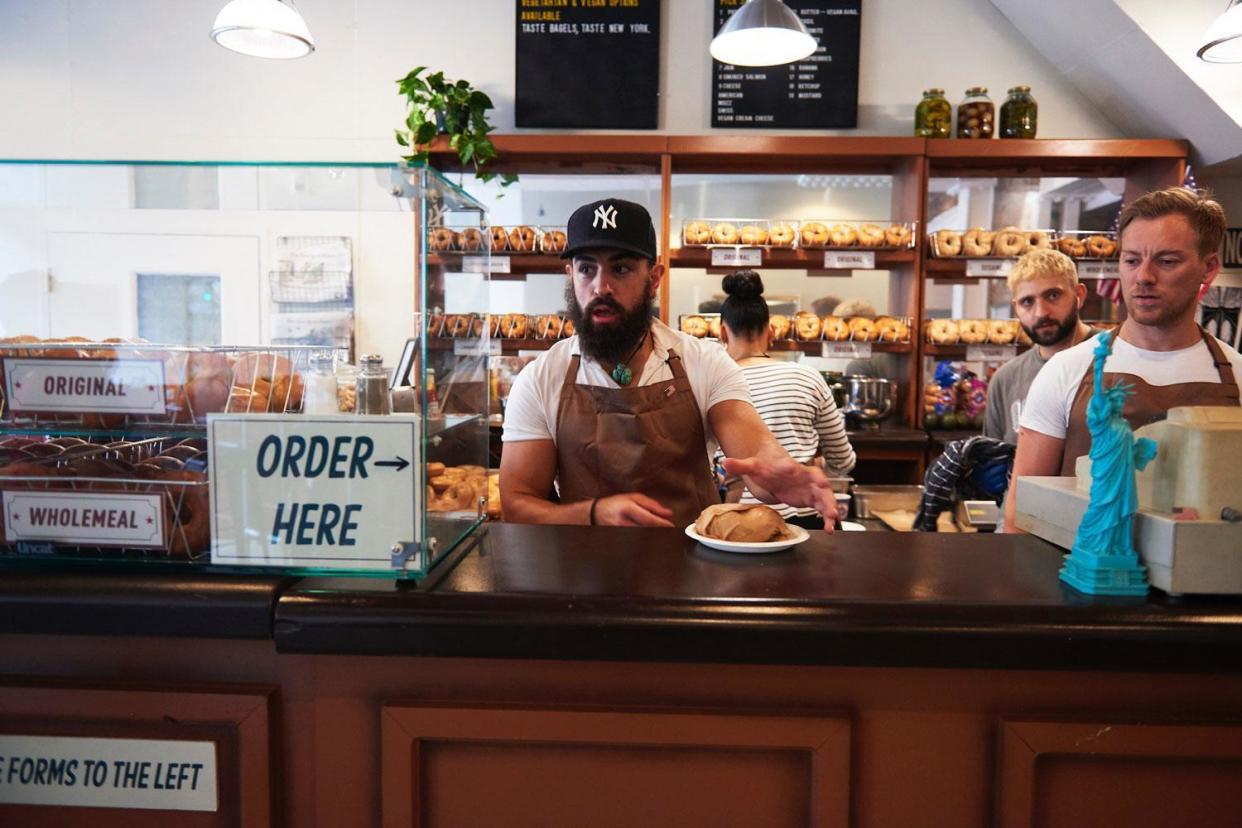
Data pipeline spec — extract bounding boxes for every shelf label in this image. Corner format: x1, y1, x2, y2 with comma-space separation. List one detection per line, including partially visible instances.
0, 734, 217, 812
462, 255, 510, 274
966, 344, 1017, 362
965, 259, 1013, 277
1077, 261, 1120, 278
823, 250, 875, 270
822, 341, 872, 359
2, 358, 167, 415
454, 338, 501, 357
710, 247, 762, 267
209, 415, 421, 571
2, 491, 164, 548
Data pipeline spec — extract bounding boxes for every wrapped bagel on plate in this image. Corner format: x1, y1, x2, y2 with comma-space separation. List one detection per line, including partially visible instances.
694, 503, 797, 543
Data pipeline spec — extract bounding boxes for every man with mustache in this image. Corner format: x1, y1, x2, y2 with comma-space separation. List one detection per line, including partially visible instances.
500, 198, 834, 528
1004, 188, 1242, 532
984, 248, 1096, 445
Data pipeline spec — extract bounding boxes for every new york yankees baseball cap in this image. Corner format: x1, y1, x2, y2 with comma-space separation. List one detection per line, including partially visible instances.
561, 198, 658, 261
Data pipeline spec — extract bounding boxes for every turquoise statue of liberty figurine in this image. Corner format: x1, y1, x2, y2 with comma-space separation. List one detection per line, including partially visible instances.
1059, 331, 1158, 595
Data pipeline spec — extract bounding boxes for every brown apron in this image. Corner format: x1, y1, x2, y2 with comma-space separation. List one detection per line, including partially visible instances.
555, 347, 721, 527
1060, 328, 1240, 474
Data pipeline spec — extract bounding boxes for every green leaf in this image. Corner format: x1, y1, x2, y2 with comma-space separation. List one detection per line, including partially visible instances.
469, 90, 493, 110
394, 129, 409, 147
414, 121, 438, 145
459, 141, 475, 164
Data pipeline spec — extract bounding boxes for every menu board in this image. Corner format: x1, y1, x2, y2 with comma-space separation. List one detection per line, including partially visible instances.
711, 0, 860, 129
516, 0, 660, 129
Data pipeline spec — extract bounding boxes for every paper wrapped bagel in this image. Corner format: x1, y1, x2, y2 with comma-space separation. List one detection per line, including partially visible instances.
694, 503, 796, 543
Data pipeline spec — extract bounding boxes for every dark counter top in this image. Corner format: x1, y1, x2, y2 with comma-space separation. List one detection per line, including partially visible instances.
273, 524, 1242, 673
846, 426, 929, 449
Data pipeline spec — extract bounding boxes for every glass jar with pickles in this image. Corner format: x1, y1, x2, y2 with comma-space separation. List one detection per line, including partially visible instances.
1000, 85, 1038, 138
914, 88, 952, 138
956, 87, 994, 139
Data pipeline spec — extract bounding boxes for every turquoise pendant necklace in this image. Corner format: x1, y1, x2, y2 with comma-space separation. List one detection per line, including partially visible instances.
610, 330, 648, 387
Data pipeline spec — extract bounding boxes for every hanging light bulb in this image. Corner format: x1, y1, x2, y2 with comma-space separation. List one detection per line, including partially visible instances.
710, 0, 818, 68
211, 0, 315, 60
1198, 0, 1242, 62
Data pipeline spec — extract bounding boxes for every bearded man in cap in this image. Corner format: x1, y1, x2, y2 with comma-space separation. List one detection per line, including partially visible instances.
500, 198, 834, 528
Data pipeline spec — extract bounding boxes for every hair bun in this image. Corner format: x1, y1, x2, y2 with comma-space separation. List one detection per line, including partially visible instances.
722, 270, 764, 300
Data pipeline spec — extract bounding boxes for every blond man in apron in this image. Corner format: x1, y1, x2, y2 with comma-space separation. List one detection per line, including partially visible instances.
1004, 188, 1242, 532
501, 199, 835, 529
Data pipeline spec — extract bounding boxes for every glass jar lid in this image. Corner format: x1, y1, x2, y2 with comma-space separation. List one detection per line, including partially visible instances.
964, 86, 988, 96
1007, 85, 1031, 94
923, 88, 945, 97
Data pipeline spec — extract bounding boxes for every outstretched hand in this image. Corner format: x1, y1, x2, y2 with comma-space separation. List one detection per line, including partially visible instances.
592, 493, 676, 527
720, 456, 836, 527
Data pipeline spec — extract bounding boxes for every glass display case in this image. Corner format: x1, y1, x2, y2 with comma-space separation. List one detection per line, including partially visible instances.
0, 160, 490, 578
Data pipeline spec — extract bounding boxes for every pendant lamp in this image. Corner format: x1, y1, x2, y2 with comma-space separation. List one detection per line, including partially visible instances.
710, 0, 818, 67
1198, 0, 1242, 62
211, 0, 315, 59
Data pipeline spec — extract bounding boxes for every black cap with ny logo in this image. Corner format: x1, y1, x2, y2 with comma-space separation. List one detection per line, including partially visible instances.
561, 198, 658, 261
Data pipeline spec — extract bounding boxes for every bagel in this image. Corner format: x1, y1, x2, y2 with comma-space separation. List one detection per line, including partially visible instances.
470, 317, 484, 338
540, 230, 567, 254
443, 314, 471, 338
993, 228, 1027, 258
885, 224, 913, 248
708, 317, 722, 339
829, 223, 858, 247
988, 319, 1018, 345
768, 223, 796, 247
957, 319, 988, 345
1086, 235, 1117, 258
535, 314, 563, 339
927, 319, 960, 345
1057, 237, 1087, 257
458, 228, 484, 251
489, 226, 508, 252
962, 228, 995, 257
680, 315, 709, 338
429, 227, 456, 252
768, 314, 791, 340
822, 316, 850, 342
738, 224, 768, 246
508, 225, 537, 252
1026, 231, 1051, 250
800, 222, 830, 247
711, 222, 739, 245
507, 314, 529, 339
934, 230, 963, 257
226, 385, 270, 413
426, 312, 444, 337
562, 320, 575, 338
848, 317, 878, 342
875, 317, 910, 343
856, 223, 886, 248
795, 312, 822, 341
683, 221, 712, 245
157, 468, 210, 559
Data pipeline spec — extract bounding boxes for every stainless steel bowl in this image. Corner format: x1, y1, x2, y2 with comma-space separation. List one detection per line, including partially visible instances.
843, 376, 897, 425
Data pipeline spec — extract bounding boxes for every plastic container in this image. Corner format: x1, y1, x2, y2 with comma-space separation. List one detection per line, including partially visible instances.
957, 87, 994, 139
303, 351, 339, 415
914, 88, 952, 138
1000, 85, 1037, 139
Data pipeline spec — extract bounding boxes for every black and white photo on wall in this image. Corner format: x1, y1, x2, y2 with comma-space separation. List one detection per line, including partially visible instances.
515, 0, 660, 129
711, 0, 860, 129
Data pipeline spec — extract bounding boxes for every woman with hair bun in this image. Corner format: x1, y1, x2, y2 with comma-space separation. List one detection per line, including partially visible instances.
718, 270, 856, 529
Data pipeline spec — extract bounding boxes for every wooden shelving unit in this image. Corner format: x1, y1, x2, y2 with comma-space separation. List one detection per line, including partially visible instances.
669, 247, 916, 269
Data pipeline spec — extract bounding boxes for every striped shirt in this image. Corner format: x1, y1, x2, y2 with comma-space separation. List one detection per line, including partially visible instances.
718, 360, 857, 518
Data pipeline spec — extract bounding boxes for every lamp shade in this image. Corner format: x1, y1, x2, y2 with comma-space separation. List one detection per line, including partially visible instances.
710, 0, 818, 67
1198, 0, 1242, 62
211, 0, 315, 59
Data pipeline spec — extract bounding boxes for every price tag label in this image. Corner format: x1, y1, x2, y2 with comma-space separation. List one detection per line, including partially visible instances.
454, 338, 501, 357
966, 345, 1017, 362
3, 358, 167, 415
710, 247, 762, 267
823, 251, 876, 270
462, 255, 510, 274
1077, 261, 1120, 278
965, 259, 1013, 277
822, 341, 872, 359
3, 491, 165, 549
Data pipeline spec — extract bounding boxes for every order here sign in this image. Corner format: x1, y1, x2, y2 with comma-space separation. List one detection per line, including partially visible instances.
208, 415, 420, 570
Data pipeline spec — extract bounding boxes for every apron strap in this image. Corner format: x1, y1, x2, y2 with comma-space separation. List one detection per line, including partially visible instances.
1200, 325, 1241, 402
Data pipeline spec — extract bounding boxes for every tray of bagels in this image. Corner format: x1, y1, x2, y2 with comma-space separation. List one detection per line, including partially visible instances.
681, 219, 917, 250
427, 224, 567, 255
924, 318, 1028, 347
425, 312, 575, 340
928, 228, 1118, 259
679, 313, 913, 344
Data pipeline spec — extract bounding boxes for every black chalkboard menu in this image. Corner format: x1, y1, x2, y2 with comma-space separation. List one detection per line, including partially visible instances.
711, 0, 861, 129
516, 0, 660, 129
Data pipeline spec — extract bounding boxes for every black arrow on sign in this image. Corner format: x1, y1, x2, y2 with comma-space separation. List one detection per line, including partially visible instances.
375, 456, 410, 472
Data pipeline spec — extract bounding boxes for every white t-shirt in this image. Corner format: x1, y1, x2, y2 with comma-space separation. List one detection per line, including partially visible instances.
1018, 334, 1242, 439
502, 319, 751, 456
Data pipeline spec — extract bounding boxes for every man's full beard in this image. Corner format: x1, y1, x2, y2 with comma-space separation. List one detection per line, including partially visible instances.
1021, 304, 1080, 347
565, 281, 655, 363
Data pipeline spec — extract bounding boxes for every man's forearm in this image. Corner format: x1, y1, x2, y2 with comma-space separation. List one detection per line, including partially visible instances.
503, 492, 593, 525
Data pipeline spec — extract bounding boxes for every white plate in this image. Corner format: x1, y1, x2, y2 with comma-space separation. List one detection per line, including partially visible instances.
839, 521, 866, 532
684, 523, 810, 554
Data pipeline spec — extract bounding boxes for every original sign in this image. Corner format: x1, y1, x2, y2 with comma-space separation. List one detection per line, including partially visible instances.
965, 259, 1014, 278
1077, 261, 1120, 278
710, 247, 762, 267
0, 734, 217, 812
462, 255, 510, 274
823, 250, 875, 270
208, 415, 420, 570
2, 491, 164, 549
711, 0, 861, 129
822, 341, 872, 359
454, 338, 502, 357
2, 358, 166, 415
966, 345, 1018, 362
